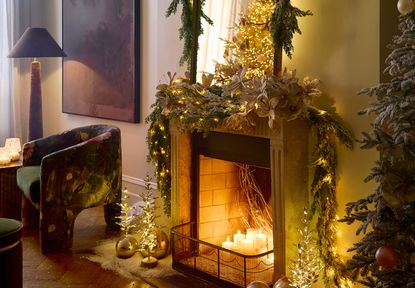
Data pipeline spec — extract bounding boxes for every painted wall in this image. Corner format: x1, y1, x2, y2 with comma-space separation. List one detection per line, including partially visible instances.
286, 0, 379, 273
19, 0, 186, 198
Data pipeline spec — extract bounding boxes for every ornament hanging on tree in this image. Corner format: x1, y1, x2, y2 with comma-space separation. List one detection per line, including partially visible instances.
273, 276, 291, 288
375, 245, 399, 269
397, 0, 415, 14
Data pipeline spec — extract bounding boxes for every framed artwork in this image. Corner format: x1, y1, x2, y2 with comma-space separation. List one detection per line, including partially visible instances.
62, 0, 140, 123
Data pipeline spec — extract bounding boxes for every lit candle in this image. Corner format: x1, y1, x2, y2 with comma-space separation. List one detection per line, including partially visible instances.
254, 229, 267, 251
221, 237, 234, 251
246, 228, 258, 240
0, 147, 11, 165
5, 138, 21, 161
240, 238, 255, 255
233, 230, 245, 247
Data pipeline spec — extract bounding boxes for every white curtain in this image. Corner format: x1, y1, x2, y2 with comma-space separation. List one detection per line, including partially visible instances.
197, 0, 248, 81
0, 0, 14, 144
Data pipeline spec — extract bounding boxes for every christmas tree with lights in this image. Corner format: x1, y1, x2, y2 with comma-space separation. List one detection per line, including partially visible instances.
215, 0, 275, 82
341, 3, 415, 287
289, 209, 321, 288
116, 188, 137, 236
139, 174, 160, 268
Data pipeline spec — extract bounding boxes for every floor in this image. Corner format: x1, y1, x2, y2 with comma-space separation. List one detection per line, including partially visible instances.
21, 207, 219, 288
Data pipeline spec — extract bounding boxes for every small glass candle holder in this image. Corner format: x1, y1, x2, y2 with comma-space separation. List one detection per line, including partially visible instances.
5, 138, 21, 161
0, 147, 11, 165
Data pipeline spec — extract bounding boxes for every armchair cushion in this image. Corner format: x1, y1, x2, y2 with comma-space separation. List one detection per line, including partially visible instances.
16, 166, 41, 205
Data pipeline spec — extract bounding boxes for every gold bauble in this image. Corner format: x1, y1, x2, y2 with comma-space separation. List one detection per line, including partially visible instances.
139, 230, 170, 259
397, 0, 415, 14
247, 281, 269, 288
273, 277, 291, 288
116, 235, 138, 259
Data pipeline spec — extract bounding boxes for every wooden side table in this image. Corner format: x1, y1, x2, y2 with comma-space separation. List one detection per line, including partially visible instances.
0, 161, 22, 220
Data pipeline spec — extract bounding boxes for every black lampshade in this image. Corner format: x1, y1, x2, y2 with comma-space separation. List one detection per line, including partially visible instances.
8, 27, 66, 58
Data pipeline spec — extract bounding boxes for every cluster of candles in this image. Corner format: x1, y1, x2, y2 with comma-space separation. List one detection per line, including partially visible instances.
0, 138, 21, 165
221, 228, 273, 255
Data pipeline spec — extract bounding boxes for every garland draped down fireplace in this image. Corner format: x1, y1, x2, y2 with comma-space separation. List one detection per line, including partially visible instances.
169, 118, 310, 287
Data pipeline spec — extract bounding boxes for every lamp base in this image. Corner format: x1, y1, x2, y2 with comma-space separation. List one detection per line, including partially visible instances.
28, 60, 42, 141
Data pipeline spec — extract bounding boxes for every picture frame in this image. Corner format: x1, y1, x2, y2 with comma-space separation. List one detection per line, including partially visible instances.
62, 0, 140, 123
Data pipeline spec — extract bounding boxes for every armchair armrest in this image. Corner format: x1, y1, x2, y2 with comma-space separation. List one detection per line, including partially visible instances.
22, 130, 84, 166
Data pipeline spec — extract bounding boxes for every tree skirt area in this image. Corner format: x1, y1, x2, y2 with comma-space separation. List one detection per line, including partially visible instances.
82, 238, 220, 288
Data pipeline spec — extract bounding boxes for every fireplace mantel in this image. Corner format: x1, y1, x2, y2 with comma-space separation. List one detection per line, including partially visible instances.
169, 117, 310, 283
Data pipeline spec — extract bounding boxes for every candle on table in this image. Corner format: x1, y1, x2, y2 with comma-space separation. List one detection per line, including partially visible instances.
221, 236, 234, 261
233, 230, 245, 247
254, 229, 267, 251
0, 147, 11, 165
246, 228, 258, 240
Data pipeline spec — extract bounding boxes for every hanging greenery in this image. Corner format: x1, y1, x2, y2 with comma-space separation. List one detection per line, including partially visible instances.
307, 106, 354, 287
271, 0, 312, 58
166, 0, 213, 66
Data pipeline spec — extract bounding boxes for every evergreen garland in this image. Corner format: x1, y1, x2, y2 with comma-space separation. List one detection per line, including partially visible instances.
307, 106, 354, 287
340, 11, 415, 287
166, 0, 212, 66
271, 0, 312, 58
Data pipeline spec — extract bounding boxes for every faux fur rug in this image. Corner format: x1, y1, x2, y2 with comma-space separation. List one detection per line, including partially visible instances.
83, 238, 180, 282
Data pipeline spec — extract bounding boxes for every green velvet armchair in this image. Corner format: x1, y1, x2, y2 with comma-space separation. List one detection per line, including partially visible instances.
16, 124, 121, 253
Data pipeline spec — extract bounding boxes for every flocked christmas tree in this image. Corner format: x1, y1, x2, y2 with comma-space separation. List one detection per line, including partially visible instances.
341, 2, 415, 287
139, 174, 160, 268
289, 208, 321, 288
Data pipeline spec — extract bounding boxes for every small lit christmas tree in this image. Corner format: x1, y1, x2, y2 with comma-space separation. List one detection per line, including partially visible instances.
116, 188, 137, 236
289, 208, 321, 288
139, 174, 160, 268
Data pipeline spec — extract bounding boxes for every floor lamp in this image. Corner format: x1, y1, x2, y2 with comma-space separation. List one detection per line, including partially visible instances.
8, 27, 66, 141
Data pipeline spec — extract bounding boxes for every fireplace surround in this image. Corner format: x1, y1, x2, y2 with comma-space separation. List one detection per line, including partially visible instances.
170, 118, 310, 286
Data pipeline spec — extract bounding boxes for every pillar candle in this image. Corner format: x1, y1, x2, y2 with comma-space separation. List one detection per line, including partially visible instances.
246, 228, 258, 240
254, 229, 267, 251
233, 230, 245, 247
240, 238, 255, 255
267, 236, 274, 251
221, 237, 234, 251
0, 147, 11, 165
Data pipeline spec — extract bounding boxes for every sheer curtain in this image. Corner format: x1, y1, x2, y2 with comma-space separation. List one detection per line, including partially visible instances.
0, 0, 14, 144
197, 0, 248, 81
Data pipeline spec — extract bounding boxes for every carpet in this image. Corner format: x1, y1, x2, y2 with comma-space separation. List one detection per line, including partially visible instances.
83, 238, 179, 278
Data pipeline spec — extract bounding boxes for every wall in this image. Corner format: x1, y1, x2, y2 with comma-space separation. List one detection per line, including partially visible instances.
286, 0, 379, 270
16, 0, 186, 209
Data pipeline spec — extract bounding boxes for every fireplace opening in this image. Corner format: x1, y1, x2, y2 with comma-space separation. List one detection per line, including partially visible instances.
171, 131, 275, 287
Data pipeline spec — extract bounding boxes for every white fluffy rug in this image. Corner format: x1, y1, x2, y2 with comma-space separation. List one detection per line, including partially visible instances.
83, 238, 180, 282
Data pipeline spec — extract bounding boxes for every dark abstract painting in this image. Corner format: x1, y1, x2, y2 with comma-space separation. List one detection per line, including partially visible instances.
62, 0, 139, 122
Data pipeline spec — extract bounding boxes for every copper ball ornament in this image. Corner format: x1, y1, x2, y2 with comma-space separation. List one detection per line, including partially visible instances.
273, 276, 291, 288
375, 245, 398, 269
397, 0, 415, 14
247, 281, 269, 288
115, 235, 138, 259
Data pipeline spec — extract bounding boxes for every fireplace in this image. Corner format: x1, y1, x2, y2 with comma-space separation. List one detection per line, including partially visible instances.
170, 119, 310, 287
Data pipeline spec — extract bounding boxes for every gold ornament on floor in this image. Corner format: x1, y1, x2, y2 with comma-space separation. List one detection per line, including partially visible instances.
247, 280, 269, 288
139, 230, 170, 259
273, 277, 291, 288
115, 188, 138, 259
115, 235, 138, 259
